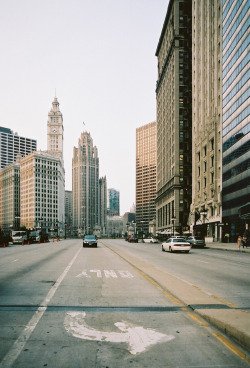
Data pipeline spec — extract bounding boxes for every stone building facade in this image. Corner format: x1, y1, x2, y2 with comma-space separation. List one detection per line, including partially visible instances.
155, 0, 192, 235
190, 0, 222, 241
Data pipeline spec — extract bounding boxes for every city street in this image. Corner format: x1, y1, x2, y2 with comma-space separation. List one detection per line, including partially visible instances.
0, 239, 249, 367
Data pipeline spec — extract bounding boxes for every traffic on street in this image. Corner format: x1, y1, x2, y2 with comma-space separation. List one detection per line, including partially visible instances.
0, 239, 249, 367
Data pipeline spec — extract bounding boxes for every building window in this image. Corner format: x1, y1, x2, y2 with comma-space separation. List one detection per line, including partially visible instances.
210, 138, 214, 150
211, 156, 214, 167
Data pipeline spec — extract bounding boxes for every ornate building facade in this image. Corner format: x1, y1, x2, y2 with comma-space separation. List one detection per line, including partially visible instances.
155, 0, 192, 235
190, 0, 222, 241
72, 132, 99, 235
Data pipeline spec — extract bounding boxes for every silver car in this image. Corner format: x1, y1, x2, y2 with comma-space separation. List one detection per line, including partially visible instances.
186, 236, 206, 248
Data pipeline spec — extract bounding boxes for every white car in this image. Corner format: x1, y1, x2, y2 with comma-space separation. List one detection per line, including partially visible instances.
143, 237, 158, 243
162, 238, 191, 253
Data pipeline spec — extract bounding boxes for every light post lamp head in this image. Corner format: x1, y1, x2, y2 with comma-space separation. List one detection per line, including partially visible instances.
200, 209, 208, 222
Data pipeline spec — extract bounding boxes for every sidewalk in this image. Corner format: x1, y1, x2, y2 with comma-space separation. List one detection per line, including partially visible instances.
206, 241, 250, 253
195, 241, 250, 354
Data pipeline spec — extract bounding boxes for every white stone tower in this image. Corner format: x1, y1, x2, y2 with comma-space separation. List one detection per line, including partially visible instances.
47, 96, 64, 161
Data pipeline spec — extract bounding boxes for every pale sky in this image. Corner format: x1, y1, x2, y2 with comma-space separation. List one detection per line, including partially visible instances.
0, 0, 169, 215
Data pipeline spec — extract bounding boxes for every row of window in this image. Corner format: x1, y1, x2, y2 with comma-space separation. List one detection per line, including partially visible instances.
223, 2, 248, 45
223, 106, 249, 138
223, 140, 250, 166
223, 53, 249, 93
157, 200, 175, 228
223, 0, 244, 36
223, 18, 248, 64
223, 122, 249, 152
223, 70, 248, 108
222, 36, 248, 79
223, 88, 249, 122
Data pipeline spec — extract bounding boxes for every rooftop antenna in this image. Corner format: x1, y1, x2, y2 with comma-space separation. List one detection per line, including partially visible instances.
55, 88, 57, 97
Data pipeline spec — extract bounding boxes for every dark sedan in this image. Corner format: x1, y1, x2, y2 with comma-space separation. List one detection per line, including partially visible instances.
83, 235, 98, 248
128, 236, 138, 243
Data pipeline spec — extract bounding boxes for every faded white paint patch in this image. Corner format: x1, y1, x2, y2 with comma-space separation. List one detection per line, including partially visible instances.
103, 270, 118, 278
76, 270, 134, 279
118, 271, 134, 278
76, 270, 91, 278
64, 311, 174, 355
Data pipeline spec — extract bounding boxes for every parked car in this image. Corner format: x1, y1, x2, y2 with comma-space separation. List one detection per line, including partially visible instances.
83, 235, 98, 248
186, 236, 206, 248
143, 237, 158, 243
162, 238, 191, 253
128, 236, 138, 243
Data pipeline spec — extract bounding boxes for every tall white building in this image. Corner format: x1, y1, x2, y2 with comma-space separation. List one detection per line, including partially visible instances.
20, 151, 65, 234
20, 97, 65, 234
72, 132, 99, 235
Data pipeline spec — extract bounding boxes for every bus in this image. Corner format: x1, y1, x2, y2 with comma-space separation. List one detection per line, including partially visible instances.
11, 231, 28, 244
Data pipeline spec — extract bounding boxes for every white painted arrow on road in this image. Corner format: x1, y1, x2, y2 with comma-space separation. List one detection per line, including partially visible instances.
64, 311, 174, 355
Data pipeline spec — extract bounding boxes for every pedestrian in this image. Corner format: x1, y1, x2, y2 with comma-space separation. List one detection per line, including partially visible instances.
242, 235, 247, 248
237, 235, 242, 250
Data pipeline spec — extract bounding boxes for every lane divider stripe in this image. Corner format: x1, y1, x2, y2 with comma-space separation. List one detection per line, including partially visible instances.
0, 246, 81, 368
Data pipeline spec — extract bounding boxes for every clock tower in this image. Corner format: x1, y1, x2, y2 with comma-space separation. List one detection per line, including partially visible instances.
47, 96, 64, 160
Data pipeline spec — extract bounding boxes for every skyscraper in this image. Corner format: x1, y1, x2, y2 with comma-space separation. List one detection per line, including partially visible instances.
190, 0, 222, 241
136, 121, 157, 236
65, 190, 73, 237
108, 188, 120, 216
72, 132, 99, 235
222, 0, 249, 240
155, 0, 192, 235
99, 177, 107, 235
0, 126, 36, 169
0, 157, 21, 232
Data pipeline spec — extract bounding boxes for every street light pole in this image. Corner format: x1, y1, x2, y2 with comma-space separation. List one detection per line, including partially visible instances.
140, 221, 145, 241
200, 209, 208, 238
172, 216, 176, 237
64, 222, 67, 239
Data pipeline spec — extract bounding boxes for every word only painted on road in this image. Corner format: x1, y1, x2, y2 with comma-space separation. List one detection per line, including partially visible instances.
76, 270, 134, 279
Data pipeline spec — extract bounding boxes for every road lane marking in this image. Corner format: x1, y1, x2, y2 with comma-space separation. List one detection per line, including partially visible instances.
210, 295, 237, 309
0, 247, 82, 368
212, 332, 250, 364
187, 312, 208, 327
64, 311, 175, 355
76, 270, 134, 279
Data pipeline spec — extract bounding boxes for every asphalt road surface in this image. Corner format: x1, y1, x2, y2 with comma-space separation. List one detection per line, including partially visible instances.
0, 239, 249, 368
